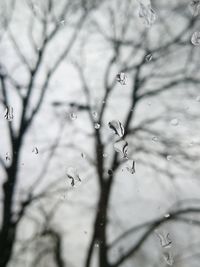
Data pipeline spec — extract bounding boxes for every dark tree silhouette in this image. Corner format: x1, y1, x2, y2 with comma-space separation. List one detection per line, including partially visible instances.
1, 0, 200, 267
66, 0, 200, 266
0, 0, 100, 266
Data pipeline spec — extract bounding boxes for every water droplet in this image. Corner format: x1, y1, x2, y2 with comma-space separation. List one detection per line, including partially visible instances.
60, 19, 65, 26
145, 53, 153, 62
5, 153, 11, 161
94, 123, 100, 129
152, 136, 159, 142
163, 251, 174, 266
81, 153, 86, 158
32, 147, 39, 154
170, 118, 179, 126
156, 232, 172, 248
126, 159, 136, 174
114, 139, 128, 158
108, 120, 124, 138
67, 167, 81, 187
166, 155, 172, 161
92, 111, 98, 119
164, 213, 170, 218
191, 31, 200, 46
116, 72, 127, 85
69, 112, 77, 121
103, 153, 108, 158
4, 106, 14, 121
189, 140, 195, 146
95, 242, 99, 248
108, 169, 113, 175
138, 3, 157, 27
189, 0, 200, 16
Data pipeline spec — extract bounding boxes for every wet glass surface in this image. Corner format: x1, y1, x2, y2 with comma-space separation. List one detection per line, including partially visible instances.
0, 1, 200, 267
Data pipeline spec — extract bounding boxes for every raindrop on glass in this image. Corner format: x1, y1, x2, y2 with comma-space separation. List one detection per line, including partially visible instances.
138, 2, 157, 27
166, 155, 172, 161
108, 169, 113, 175
108, 120, 124, 138
81, 152, 86, 158
163, 251, 174, 266
92, 111, 98, 119
69, 112, 77, 121
156, 232, 172, 248
94, 123, 100, 129
126, 159, 136, 174
60, 19, 65, 26
4, 106, 14, 121
116, 72, 127, 85
67, 167, 81, 187
152, 136, 158, 142
5, 153, 11, 161
95, 242, 99, 248
164, 213, 170, 218
189, 0, 200, 16
170, 118, 179, 126
145, 53, 153, 62
32, 147, 39, 154
114, 139, 128, 158
191, 31, 200, 46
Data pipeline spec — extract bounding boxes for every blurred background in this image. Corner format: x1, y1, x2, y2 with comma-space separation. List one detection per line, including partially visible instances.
1, 0, 200, 266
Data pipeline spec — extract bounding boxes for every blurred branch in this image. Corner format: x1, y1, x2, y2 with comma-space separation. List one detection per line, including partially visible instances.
0, 72, 15, 145
110, 207, 200, 267
138, 77, 200, 100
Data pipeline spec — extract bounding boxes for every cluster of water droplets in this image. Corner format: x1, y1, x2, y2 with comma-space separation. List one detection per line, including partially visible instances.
138, 1, 157, 27
155, 229, 174, 265
108, 120, 135, 174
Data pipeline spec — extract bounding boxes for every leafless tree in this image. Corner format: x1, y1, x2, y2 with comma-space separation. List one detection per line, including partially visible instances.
1, 0, 200, 267
61, 0, 200, 266
0, 0, 101, 266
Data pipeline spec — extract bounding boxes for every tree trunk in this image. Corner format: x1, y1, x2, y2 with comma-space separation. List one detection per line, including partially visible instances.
0, 141, 20, 267
85, 181, 112, 267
